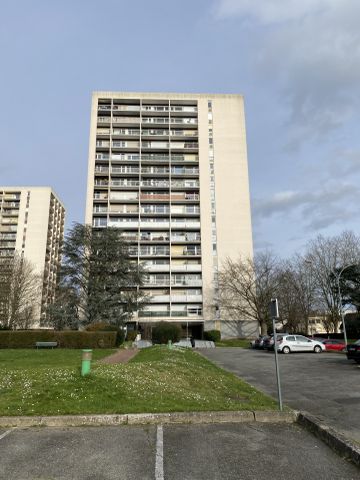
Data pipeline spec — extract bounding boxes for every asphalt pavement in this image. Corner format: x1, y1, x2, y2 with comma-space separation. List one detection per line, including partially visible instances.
0, 423, 359, 480
201, 348, 360, 443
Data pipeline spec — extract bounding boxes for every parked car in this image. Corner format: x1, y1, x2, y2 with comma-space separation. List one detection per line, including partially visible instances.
321, 339, 346, 352
346, 339, 360, 364
264, 333, 289, 351
276, 335, 325, 354
251, 335, 269, 349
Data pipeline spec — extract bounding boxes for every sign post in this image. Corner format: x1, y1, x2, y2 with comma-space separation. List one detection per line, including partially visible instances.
269, 298, 283, 411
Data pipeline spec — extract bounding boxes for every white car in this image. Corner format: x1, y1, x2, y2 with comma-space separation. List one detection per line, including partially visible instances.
276, 335, 325, 354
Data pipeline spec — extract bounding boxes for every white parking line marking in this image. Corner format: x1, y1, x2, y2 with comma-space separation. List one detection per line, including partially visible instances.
0, 429, 14, 441
155, 425, 164, 480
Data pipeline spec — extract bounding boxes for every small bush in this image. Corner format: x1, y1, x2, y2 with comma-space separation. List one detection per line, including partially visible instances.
85, 322, 125, 346
126, 331, 138, 342
204, 330, 221, 342
152, 322, 181, 344
0, 331, 117, 349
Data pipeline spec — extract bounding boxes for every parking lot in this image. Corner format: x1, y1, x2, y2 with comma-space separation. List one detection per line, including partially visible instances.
0, 423, 359, 479
201, 348, 360, 443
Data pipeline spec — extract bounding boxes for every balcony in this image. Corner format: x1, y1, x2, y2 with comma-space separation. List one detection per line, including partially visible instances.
170, 130, 198, 138
170, 294, 203, 302
112, 105, 140, 112
1, 210, 19, 216
171, 279, 202, 287
111, 167, 140, 174
95, 167, 109, 174
170, 221, 201, 229
171, 167, 199, 175
171, 264, 202, 272
111, 180, 140, 188
140, 193, 199, 202
112, 141, 140, 149
139, 311, 171, 318
171, 233, 201, 242
96, 140, 110, 148
140, 234, 170, 242
144, 264, 170, 272
97, 116, 111, 125
112, 116, 140, 124
141, 167, 169, 175
141, 207, 170, 215
0, 241, 16, 248
141, 180, 169, 188
139, 247, 169, 256
112, 129, 140, 137
171, 180, 199, 189
108, 219, 139, 228
139, 221, 169, 230
148, 295, 171, 303
111, 154, 140, 162
94, 181, 109, 187
141, 154, 169, 163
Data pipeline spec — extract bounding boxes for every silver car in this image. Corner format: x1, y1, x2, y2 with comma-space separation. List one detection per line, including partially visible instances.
277, 335, 325, 354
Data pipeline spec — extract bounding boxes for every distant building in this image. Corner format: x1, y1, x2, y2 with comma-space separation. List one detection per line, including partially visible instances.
85, 92, 255, 338
0, 187, 65, 326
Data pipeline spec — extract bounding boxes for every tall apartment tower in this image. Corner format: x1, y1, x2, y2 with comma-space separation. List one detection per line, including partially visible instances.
0, 187, 65, 326
85, 92, 255, 338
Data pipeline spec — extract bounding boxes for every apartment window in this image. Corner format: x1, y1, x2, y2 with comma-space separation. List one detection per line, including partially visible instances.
93, 217, 107, 227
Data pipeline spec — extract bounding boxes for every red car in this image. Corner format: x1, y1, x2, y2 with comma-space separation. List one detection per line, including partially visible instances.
321, 339, 346, 351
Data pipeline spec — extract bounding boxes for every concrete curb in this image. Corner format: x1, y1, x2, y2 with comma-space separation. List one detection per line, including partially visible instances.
1, 410, 358, 468
297, 412, 360, 468
0, 410, 295, 428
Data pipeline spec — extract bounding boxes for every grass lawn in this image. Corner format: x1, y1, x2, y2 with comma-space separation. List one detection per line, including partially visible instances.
0, 346, 277, 416
215, 339, 251, 348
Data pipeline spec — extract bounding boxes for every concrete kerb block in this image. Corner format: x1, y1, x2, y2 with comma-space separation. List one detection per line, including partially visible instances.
297, 412, 360, 468
254, 410, 298, 423
0, 415, 128, 428
127, 411, 255, 425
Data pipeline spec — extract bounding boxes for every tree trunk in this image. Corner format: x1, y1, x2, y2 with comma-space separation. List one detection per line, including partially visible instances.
260, 320, 268, 336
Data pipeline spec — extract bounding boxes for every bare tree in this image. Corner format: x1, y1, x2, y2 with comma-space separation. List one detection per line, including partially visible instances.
276, 256, 318, 334
305, 231, 360, 333
0, 253, 41, 329
218, 252, 280, 335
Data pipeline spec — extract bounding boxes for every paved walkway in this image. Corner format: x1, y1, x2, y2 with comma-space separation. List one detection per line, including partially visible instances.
98, 348, 139, 365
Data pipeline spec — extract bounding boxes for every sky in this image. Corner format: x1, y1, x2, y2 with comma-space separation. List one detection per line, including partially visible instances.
1, 0, 359, 258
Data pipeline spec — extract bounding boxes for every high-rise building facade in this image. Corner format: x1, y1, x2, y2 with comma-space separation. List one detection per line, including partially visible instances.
85, 92, 255, 337
0, 187, 65, 326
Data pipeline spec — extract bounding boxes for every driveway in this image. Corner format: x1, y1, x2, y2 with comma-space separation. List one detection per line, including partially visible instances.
201, 348, 360, 442
0, 424, 358, 479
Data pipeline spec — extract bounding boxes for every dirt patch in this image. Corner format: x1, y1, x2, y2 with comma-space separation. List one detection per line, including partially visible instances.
98, 348, 139, 365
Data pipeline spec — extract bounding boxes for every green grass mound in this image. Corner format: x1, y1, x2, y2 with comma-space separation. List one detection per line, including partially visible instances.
0, 346, 277, 416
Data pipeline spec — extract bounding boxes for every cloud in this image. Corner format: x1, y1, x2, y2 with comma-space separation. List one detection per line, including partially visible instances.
213, 0, 360, 148
213, 0, 337, 24
252, 182, 359, 232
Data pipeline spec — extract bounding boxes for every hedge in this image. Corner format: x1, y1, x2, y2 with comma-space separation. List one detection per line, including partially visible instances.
0, 331, 117, 349
204, 330, 221, 342
85, 322, 125, 346
152, 322, 181, 344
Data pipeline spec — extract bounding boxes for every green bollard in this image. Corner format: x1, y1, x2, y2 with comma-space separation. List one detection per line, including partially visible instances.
81, 349, 93, 376
168, 339, 172, 349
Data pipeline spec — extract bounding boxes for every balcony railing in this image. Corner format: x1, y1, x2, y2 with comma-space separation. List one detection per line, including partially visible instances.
112, 129, 140, 136
112, 116, 141, 124
140, 193, 199, 201
112, 105, 141, 112
112, 167, 140, 174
